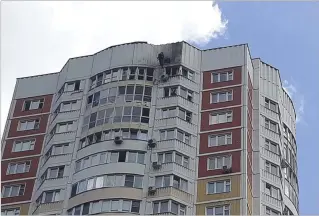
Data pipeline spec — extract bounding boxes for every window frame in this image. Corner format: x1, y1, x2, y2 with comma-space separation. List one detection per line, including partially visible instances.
7, 161, 31, 175
210, 91, 233, 103
153, 200, 186, 215
40, 190, 61, 204
158, 151, 189, 168
265, 98, 277, 113
207, 155, 232, 170
206, 180, 231, 194
1, 208, 20, 215
210, 111, 233, 125
56, 121, 74, 133
211, 71, 233, 83
60, 100, 79, 112
12, 139, 35, 152
17, 119, 40, 131
160, 128, 191, 144
46, 166, 65, 179
208, 133, 232, 147
206, 205, 230, 215
2, 184, 26, 198
265, 118, 278, 133
23, 98, 44, 111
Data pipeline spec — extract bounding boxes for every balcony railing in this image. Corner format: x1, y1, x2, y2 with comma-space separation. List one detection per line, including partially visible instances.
33, 201, 63, 215
261, 147, 281, 165
150, 186, 193, 204
260, 105, 280, 122
261, 126, 281, 144
154, 117, 197, 134
157, 96, 198, 113
158, 75, 199, 92
154, 139, 196, 157
262, 193, 282, 210
262, 170, 282, 187
150, 162, 195, 180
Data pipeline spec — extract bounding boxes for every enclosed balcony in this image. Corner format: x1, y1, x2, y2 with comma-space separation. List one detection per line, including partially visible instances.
156, 96, 198, 113
261, 147, 281, 165
262, 170, 282, 188
149, 187, 193, 204
262, 193, 282, 211
150, 162, 195, 180
154, 117, 197, 135
153, 139, 196, 158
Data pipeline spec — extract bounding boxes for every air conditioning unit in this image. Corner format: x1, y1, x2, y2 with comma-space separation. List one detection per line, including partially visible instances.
114, 136, 123, 144
148, 139, 156, 148
222, 166, 232, 174
160, 74, 169, 82
152, 161, 162, 169
148, 186, 156, 195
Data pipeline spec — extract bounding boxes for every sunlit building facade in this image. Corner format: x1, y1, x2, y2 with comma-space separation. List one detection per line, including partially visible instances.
1, 41, 298, 215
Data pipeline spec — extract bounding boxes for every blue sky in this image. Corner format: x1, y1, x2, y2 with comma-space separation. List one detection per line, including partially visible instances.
200, 2, 319, 214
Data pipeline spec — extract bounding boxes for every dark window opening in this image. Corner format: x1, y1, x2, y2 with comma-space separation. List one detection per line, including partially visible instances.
74, 81, 80, 91
119, 151, 127, 162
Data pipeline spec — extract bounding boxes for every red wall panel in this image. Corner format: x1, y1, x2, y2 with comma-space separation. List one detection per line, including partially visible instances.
1, 179, 35, 204
13, 95, 53, 117
2, 135, 44, 159
8, 114, 49, 138
201, 107, 242, 132
2, 157, 40, 181
202, 86, 242, 111
199, 128, 241, 154
198, 151, 241, 178
203, 66, 242, 90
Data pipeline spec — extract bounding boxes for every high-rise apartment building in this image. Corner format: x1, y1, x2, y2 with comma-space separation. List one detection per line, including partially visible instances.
1, 41, 298, 215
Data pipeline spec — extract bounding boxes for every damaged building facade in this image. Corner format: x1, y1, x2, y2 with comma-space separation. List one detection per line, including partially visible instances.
1, 41, 299, 215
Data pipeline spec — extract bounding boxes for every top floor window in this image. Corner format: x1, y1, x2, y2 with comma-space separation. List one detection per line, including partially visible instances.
87, 85, 152, 109
90, 67, 154, 89
65, 81, 80, 92
23, 99, 44, 111
265, 98, 277, 112
165, 66, 194, 81
18, 119, 40, 131
211, 71, 233, 83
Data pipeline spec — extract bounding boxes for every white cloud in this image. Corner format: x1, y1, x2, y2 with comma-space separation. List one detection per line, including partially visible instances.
283, 79, 305, 124
283, 80, 297, 98
1, 1, 228, 136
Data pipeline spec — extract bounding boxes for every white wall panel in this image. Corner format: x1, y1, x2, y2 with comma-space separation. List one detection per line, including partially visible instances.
15, 73, 59, 99
110, 44, 135, 68
91, 48, 112, 75
201, 45, 245, 71
66, 56, 94, 81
